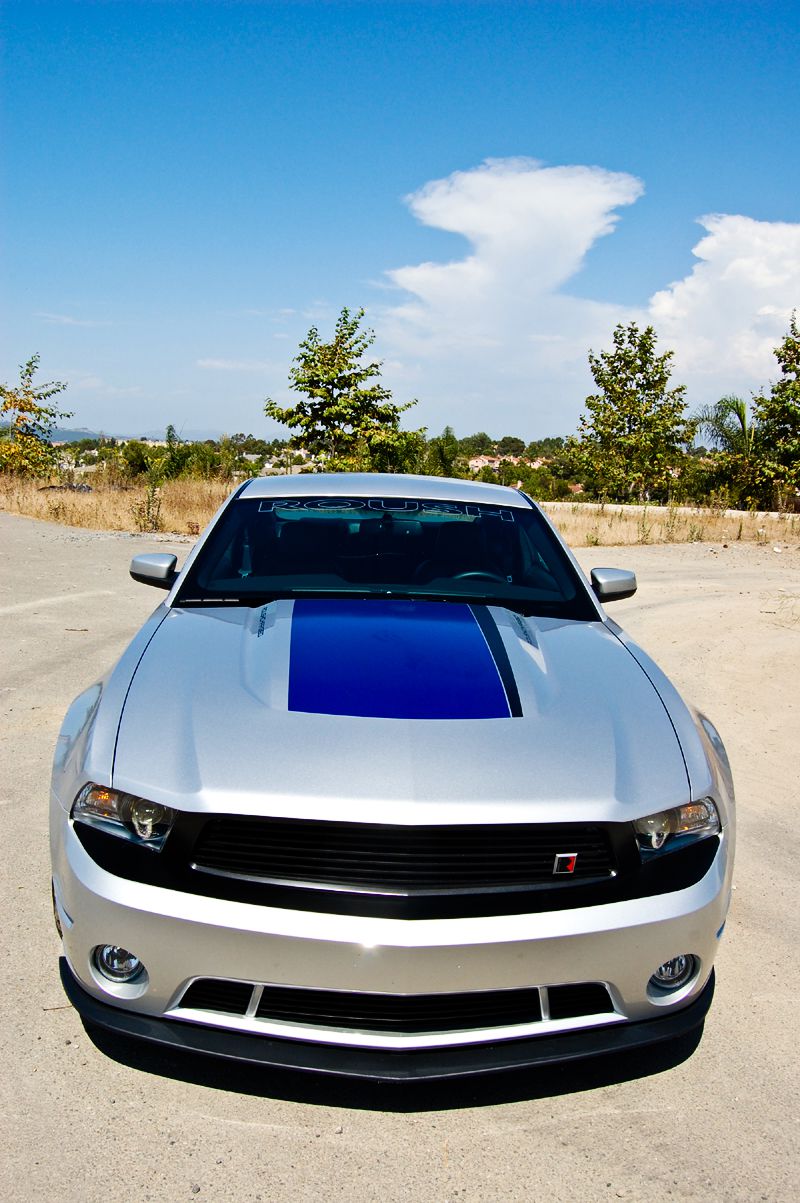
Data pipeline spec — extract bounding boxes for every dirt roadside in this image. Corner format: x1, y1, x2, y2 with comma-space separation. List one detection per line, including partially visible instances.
1, 512, 798, 1202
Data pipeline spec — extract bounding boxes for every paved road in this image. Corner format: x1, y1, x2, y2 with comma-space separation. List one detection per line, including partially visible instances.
1, 513, 798, 1202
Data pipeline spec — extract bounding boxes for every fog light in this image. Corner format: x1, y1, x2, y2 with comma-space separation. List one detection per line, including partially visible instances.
649, 954, 696, 992
94, 944, 144, 983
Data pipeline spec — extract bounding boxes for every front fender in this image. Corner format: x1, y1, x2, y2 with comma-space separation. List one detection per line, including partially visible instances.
51, 604, 170, 810
608, 624, 735, 826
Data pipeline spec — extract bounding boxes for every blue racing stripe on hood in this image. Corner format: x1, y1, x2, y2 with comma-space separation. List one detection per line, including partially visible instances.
288, 599, 511, 719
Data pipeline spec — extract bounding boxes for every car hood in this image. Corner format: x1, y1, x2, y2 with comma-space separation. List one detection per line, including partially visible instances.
112, 599, 688, 824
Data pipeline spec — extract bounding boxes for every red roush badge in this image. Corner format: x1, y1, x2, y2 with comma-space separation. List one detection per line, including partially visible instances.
553, 853, 578, 875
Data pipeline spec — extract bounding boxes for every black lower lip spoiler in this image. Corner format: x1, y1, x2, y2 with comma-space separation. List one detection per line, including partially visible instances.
60, 959, 714, 1083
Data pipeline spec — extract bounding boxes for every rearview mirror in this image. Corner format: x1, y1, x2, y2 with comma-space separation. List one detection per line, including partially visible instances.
590, 567, 637, 602
130, 553, 178, 590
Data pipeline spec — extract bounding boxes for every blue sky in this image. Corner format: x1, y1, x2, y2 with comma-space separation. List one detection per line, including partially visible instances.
2, 0, 799, 439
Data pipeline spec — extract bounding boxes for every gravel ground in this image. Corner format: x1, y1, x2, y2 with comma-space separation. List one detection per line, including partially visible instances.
1, 512, 798, 1202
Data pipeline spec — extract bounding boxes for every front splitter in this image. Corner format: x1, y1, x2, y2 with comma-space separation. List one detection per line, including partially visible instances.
61, 958, 714, 1083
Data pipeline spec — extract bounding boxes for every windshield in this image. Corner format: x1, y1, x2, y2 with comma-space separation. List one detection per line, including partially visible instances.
175, 495, 596, 619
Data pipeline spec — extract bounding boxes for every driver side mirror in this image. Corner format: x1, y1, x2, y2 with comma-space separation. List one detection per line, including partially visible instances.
130, 553, 179, 590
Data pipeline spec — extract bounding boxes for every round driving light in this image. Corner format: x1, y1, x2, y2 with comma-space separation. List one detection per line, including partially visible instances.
649, 954, 696, 992
634, 812, 671, 850
94, 944, 144, 982
127, 798, 168, 841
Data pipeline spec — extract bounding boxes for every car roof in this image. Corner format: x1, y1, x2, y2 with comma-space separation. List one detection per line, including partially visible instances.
238, 473, 533, 508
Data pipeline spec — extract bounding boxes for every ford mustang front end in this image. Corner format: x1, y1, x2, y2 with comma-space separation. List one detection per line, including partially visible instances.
51, 474, 734, 1080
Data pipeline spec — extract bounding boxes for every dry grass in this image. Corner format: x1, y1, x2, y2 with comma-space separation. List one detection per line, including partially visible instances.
0, 476, 232, 535
1, 476, 799, 547
542, 499, 800, 547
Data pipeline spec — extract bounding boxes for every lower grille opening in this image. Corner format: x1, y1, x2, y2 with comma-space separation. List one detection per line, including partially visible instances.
548, 983, 615, 1019
176, 979, 615, 1032
179, 979, 254, 1015
254, 985, 543, 1033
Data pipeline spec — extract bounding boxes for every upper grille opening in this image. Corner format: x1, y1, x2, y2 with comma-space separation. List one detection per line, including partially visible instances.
191, 817, 616, 895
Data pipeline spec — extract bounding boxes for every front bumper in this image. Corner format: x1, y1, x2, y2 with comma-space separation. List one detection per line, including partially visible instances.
52, 794, 731, 1072
61, 958, 715, 1081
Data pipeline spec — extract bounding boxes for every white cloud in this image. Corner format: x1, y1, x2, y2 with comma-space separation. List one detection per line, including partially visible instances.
35, 312, 110, 327
197, 358, 276, 373
379, 158, 643, 432
649, 214, 800, 399
378, 158, 800, 435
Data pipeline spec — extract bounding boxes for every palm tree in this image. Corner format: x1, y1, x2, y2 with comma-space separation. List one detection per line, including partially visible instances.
693, 395, 764, 507
694, 395, 759, 460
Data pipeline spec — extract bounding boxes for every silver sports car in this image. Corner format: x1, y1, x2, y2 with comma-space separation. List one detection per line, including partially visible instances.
51, 474, 734, 1080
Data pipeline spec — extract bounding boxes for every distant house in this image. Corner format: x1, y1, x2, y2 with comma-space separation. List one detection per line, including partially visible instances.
468, 455, 501, 472
468, 453, 523, 473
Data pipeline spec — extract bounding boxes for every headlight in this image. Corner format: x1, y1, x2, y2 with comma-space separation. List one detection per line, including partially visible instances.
72, 784, 175, 850
634, 799, 720, 857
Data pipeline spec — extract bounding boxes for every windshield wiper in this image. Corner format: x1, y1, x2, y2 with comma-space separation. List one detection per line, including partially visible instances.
175, 594, 281, 608
173, 590, 566, 618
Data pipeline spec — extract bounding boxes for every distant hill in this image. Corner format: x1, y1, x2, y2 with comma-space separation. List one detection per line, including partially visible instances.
4, 424, 239, 444
52, 427, 102, 443
138, 428, 224, 442
50, 426, 225, 443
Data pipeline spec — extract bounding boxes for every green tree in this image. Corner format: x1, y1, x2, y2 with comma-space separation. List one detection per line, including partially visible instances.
495, 459, 523, 486
162, 424, 193, 479
695, 396, 758, 459
424, 426, 465, 478
186, 440, 223, 479
525, 435, 565, 460
0, 354, 72, 476
496, 435, 525, 457
752, 314, 800, 509
566, 322, 694, 502
458, 431, 494, 457
516, 462, 570, 500
120, 439, 152, 477
264, 306, 423, 472
693, 395, 763, 507
231, 433, 269, 456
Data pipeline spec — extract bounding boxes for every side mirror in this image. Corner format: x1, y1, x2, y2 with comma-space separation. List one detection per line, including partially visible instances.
130, 553, 178, 590
590, 567, 637, 602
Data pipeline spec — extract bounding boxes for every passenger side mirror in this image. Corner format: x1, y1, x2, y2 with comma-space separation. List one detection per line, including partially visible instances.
590, 567, 637, 602
130, 553, 179, 590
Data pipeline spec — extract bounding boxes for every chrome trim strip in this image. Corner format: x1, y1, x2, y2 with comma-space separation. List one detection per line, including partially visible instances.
188, 863, 613, 895
167, 1005, 624, 1050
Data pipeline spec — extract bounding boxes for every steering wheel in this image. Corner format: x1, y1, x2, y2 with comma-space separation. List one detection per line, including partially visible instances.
451, 570, 508, 583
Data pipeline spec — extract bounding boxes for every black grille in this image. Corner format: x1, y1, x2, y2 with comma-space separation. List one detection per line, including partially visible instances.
175, 979, 615, 1032
255, 985, 543, 1032
76, 815, 717, 919
548, 983, 614, 1019
180, 978, 253, 1014
191, 818, 615, 894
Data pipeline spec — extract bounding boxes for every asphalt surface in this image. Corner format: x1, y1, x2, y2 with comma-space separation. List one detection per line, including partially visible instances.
1, 512, 798, 1202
